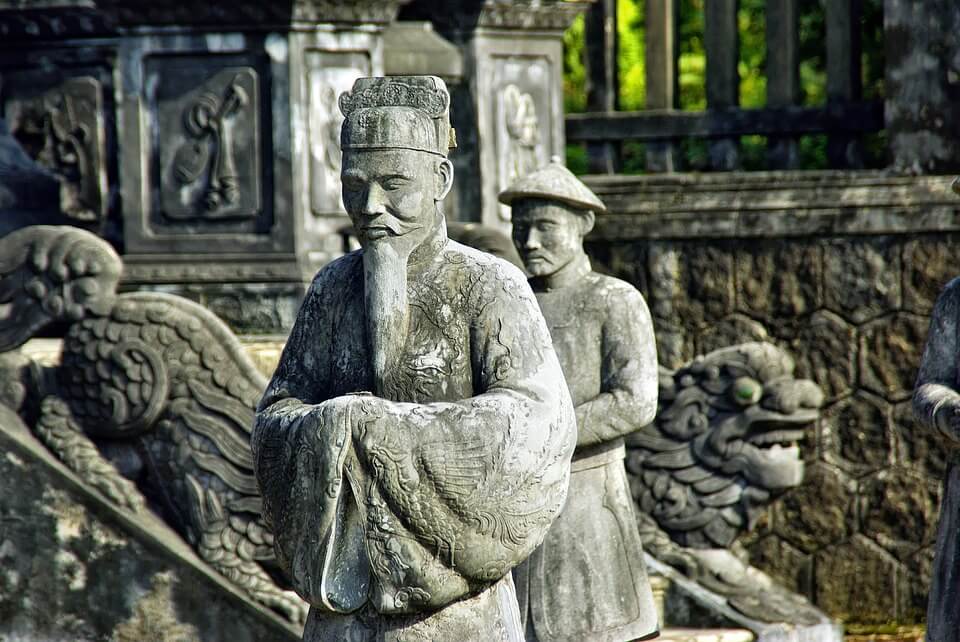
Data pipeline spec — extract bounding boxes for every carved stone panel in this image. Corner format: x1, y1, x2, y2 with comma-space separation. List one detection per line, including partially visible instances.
306, 50, 371, 217
492, 56, 552, 221
4, 76, 108, 223
146, 58, 262, 225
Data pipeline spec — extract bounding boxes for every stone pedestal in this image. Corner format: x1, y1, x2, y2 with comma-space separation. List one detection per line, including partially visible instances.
0, 1, 407, 333
401, 1, 590, 231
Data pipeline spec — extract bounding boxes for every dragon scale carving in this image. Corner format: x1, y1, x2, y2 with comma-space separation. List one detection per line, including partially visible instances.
0, 225, 307, 624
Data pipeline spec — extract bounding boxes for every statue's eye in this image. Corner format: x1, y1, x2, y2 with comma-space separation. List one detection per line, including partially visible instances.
382, 177, 409, 191
731, 376, 762, 406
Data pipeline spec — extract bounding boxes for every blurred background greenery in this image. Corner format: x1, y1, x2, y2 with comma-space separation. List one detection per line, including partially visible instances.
564, 0, 886, 174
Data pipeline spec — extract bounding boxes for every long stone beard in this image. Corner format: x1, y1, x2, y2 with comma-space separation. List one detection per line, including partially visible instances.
363, 241, 410, 399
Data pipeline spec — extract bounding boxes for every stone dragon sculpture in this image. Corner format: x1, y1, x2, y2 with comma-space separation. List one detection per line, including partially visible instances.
627, 342, 826, 624
0, 225, 828, 628
0, 225, 308, 624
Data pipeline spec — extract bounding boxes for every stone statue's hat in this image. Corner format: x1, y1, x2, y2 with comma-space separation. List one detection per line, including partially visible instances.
497, 157, 607, 213
339, 75, 456, 157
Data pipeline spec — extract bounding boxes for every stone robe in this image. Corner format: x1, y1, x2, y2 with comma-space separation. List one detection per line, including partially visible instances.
913, 276, 960, 642
252, 240, 575, 642
515, 255, 659, 642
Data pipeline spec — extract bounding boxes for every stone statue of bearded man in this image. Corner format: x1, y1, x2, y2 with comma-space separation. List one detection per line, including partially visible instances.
251, 76, 576, 642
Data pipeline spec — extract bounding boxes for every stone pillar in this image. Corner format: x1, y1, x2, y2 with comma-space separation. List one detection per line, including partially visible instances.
885, 0, 960, 173
402, 1, 590, 231
0, 1, 407, 333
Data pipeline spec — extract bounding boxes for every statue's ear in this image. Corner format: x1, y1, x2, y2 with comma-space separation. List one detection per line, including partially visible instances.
578, 210, 595, 236
436, 159, 454, 201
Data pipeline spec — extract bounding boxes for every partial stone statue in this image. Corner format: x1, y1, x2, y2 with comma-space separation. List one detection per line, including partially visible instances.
501, 160, 659, 642
251, 76, 576, 641
630, 342, 828, 626
913, 277, 960, 641
0, 225, 308, 625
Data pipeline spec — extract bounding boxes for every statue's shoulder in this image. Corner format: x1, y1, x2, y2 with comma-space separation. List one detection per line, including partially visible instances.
443, 239, 530, 288
585, 271, 647, 310
306, 250, 363, 296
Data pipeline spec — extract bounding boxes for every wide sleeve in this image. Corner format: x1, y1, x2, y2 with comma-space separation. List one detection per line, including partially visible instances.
914, 277, 960, 444
349, 263, 576, 585
250, 261, 370, 612
575, 284, 659, 448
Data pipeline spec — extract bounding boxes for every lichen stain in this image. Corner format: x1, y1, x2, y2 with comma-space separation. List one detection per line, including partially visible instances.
112, 572, 200, 642
39, 488, 88, 543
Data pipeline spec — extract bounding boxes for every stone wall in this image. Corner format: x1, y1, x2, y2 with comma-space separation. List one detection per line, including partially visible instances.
583, 171, 959, 625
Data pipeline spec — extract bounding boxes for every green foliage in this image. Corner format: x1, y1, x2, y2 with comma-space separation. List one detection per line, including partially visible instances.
563, 13, 587, 112
618, 0, 646, 110
562, 0, 886, 172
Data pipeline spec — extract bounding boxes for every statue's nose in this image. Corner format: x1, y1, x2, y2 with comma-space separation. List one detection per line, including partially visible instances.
362, 183, 387, 216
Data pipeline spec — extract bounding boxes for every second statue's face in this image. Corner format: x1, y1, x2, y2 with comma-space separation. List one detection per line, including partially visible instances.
341, 148, 448, 254
511, 199, 586, 278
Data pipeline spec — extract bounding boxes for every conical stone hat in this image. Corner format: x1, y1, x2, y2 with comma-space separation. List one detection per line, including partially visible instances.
498, 158, 607, 213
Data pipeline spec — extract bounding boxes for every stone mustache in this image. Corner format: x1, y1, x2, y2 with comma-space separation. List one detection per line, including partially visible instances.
0, 226, 829, 629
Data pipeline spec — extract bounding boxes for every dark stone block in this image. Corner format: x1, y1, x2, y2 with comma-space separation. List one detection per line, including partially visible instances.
823, 238, 902, 325
735, 241, 822, 320
859, 468, 941, 561
858, 312, 928, 402
774, 463, 856, 554
813, 536, 897, 623
820, 393, 893, 476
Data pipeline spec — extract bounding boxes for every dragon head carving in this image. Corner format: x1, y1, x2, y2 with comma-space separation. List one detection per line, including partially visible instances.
627, 342, 824, 550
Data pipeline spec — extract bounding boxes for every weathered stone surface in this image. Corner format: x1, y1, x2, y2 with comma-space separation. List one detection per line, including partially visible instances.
820, 393, 893, 475
648, 242, 736, 332
786, 310, 858, 404
860, 468, 941, 561
774, 463, 856, 554
822, 238, 902, 325
901, 546, 936, 623
696, 313, 769, 355
0, 408, 299, 642
813, 536, 897, 623
892, 400, 950, 478
902, 237, 959, 315
884, 0, 960, 173
859, 312, 928, 402
735, 241, 822, 320
745, 536, 812, 599
585, 240, 650, 296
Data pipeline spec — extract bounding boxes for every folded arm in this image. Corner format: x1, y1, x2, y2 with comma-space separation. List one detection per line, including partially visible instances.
576, 286, 658, 447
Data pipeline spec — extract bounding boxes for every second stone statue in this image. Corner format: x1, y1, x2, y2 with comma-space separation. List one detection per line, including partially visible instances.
502, 160, 661, 642
251, 76, 576, 641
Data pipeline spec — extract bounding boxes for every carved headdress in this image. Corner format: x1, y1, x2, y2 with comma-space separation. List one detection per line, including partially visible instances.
339, 75, 456, 157
498, 157, 607, 213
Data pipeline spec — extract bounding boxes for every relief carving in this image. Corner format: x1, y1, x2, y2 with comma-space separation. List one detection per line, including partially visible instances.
173, 73, 248, 214
7, 76, 107, 223
306, 52, 370, 216
496, 82, 545, 221
157, 66, 260, 221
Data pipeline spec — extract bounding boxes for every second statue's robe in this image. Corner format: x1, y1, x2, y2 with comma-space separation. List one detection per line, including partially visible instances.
516, 255, 660, 642
252, 240, 576, 641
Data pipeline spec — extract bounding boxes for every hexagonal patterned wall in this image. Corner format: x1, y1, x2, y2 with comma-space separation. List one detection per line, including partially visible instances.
585, 171, 960, 625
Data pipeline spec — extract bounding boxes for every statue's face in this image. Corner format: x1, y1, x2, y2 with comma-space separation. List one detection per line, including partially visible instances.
511, 199, 586, 277
341, 148, 448, 253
